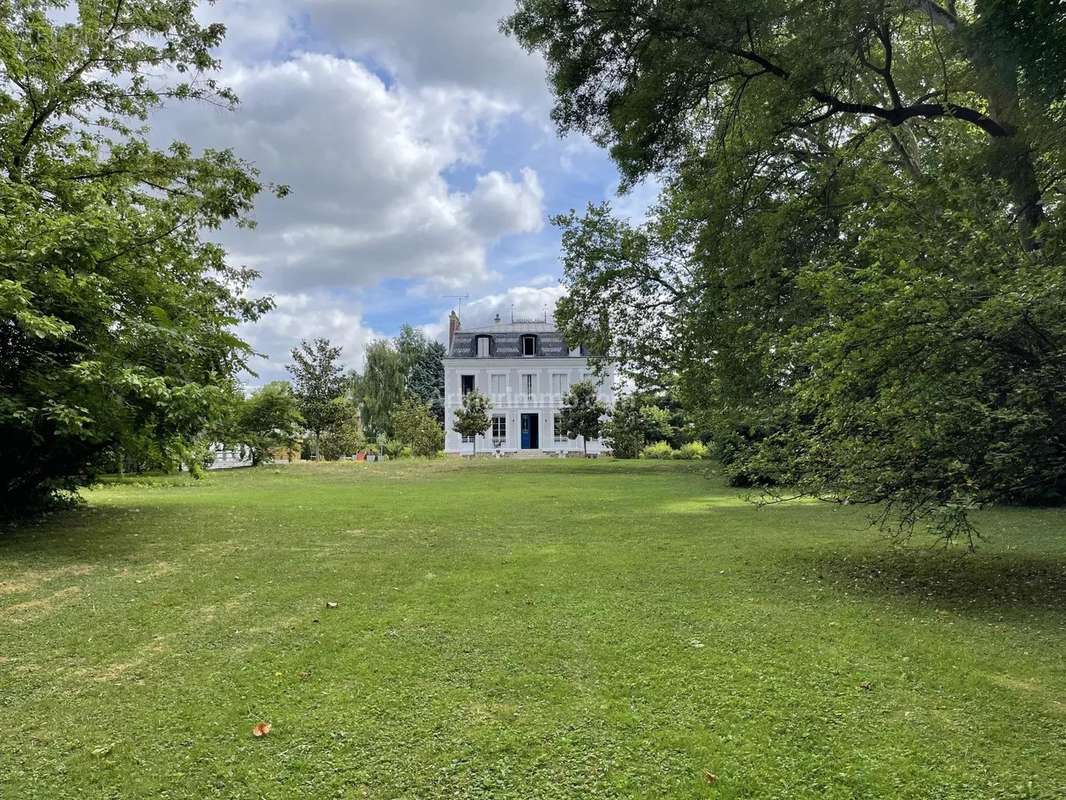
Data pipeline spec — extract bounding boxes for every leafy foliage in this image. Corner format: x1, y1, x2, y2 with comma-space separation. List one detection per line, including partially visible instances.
640, 441, 675, 460
508, 0, 1066, 542
675, 441, 708, 461
234, 382, 303, 466
396, 325, 446, 424
354, 339, 405, 439
0, 0, 283, 515
392, 397, 444, 457
602, 395, 669, 458
317, 398, 364, 461
558, 381, 606, 456
452, 390, 492, 455
287, 339, 348, 459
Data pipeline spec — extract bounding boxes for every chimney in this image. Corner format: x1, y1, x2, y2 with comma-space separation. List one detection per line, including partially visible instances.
448, 310, 461, 351
494, 313, 501, 324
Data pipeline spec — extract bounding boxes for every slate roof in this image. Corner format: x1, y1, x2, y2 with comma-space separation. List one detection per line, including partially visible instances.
447, 322, 578, 358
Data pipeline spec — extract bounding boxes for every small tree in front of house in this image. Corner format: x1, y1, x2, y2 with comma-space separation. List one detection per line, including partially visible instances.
452, 390, 492, 456
559, 381, 607, 457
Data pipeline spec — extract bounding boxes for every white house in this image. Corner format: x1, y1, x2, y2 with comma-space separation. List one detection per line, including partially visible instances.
443, 312, 615, 455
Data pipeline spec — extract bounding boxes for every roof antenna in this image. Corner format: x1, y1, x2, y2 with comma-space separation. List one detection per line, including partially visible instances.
543, 304, 548, 323
510, 304, 515, 323
441, 294, 469, 315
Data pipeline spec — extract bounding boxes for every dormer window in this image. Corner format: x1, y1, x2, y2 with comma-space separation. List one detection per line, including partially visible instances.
475, 335, 492, 357
521, 335, 537, 357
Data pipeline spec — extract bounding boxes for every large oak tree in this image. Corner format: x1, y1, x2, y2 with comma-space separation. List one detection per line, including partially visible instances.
506, 0, 1066, 541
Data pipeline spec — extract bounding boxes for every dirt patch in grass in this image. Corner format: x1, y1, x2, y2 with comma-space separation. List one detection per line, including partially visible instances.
3, 586, 82, 622
0, 564, 95, 597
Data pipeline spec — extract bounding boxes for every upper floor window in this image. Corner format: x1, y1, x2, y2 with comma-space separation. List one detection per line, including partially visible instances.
461, 374, 475, 395
476, 335, 492, 357
551, 373, 569, 397
521, 373, 536, 399
521, 335, 537, 356
490, 374, 507, 395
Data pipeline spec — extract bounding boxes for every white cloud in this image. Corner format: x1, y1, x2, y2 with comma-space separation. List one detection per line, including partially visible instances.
156, 53, 545, 293
465, 168, 544, 237
238, 292, 384, 386
307, 0, 549, 108
448, 284, 567, 334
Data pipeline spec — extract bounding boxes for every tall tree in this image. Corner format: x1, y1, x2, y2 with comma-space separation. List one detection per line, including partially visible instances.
559, 381, 607, 457
287, 339, 347, 460
506, 0, 1066, 541
505, 0, 1063, 248
0, 0, 284, 515
452, 390, 492, 456
358, 339, 406, 438
396, 324, 446, 423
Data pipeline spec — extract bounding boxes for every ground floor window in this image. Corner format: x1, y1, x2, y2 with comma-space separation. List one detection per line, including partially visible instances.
461, 433, 475, 444
492, 415, 507, 440
554, 415, 570, 444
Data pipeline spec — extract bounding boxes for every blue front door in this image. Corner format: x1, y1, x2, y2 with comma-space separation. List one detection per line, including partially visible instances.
521, 414, 538, 449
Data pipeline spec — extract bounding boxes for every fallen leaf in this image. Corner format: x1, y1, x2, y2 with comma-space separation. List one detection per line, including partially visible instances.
325, 601, 338, 609
252, 722, 272, 737
703, 771, 717, 785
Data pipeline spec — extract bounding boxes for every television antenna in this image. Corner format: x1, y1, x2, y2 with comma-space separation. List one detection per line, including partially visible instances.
441, 294, 469, 314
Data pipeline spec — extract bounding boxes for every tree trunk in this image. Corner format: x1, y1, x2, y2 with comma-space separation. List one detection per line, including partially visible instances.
974, 47, 1044, 249
920, 1, 1046, 249
582, 436, 587, 457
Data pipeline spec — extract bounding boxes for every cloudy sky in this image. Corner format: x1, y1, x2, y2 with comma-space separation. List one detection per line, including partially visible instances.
153, 0, 655, 384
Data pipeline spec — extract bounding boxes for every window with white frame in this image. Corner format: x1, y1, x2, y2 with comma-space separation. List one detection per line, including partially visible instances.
476, 335, 491, 357
551, 373, 569, 397
490, 374, 507, 395
461, 433, 475, 443
491, 415, 507, 441
554, 415, 570, 443
521, 335, 537, 356
521, 373, 535, 399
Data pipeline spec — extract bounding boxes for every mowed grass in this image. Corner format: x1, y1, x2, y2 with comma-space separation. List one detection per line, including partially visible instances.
2, 461, 1065, 799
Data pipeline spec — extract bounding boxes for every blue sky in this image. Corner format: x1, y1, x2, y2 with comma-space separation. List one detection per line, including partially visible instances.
149, 0, 653, 385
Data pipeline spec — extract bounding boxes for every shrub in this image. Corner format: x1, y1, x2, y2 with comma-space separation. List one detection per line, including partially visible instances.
640, 441, 675, 459
675, 441, 709, 460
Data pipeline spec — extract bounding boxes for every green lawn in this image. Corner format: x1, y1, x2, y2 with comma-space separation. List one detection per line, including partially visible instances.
2, 460, 1065, 799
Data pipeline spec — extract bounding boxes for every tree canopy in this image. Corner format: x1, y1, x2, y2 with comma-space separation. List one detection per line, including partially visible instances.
233, 382, 303, 466
396, 324, 446, 423
0, 0, 284, 514
356, 339, 406, 438
559, 381, 607, 456
452, 390, 492, 456
287, 339, 348, 459
507, 0, 1066, 542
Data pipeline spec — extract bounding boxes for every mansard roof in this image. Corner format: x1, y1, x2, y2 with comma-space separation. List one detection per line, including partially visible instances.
447, 321, 577, 358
